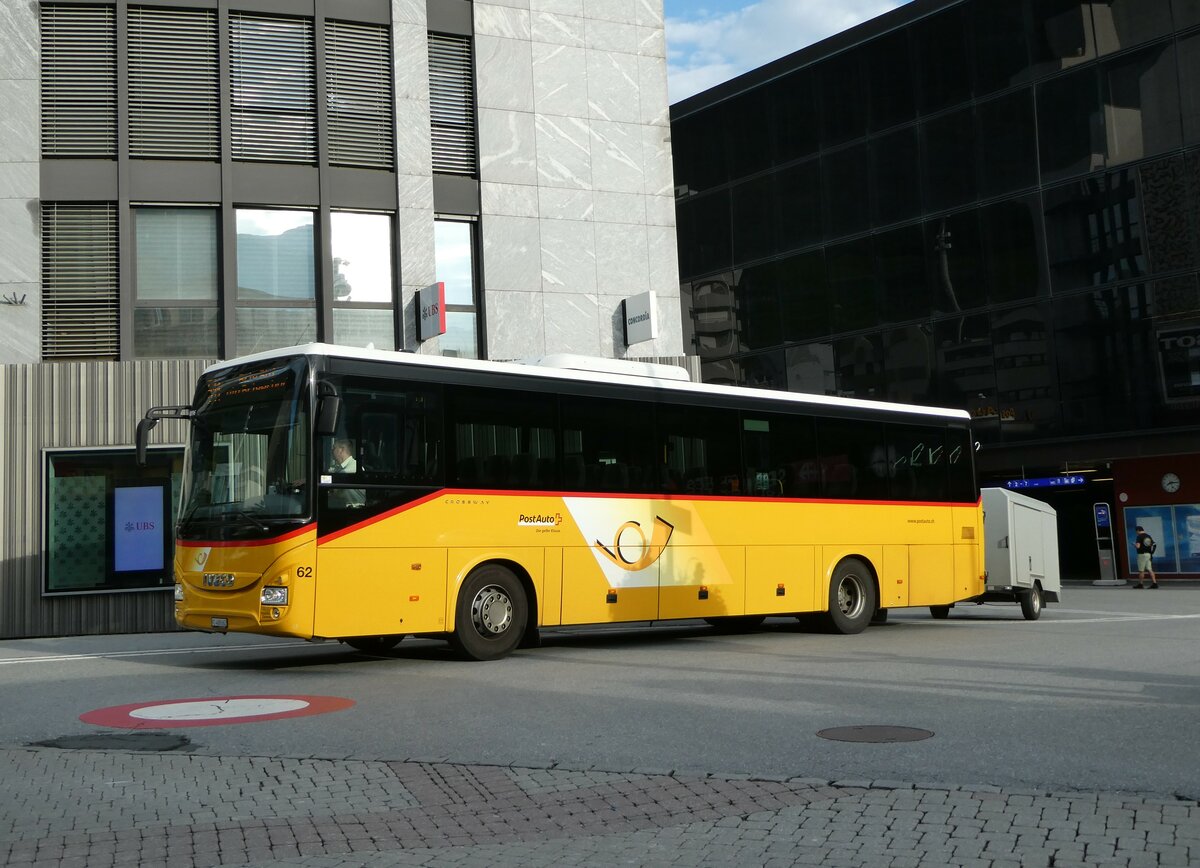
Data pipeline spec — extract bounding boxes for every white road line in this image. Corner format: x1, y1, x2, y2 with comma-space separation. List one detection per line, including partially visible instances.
0, 642, 317, 667
1042, 613, 1200, 624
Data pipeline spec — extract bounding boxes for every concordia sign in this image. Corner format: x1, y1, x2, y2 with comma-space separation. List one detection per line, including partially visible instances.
622, 290, 657, 346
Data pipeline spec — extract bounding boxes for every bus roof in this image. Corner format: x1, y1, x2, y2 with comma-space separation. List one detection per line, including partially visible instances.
203, 343, 971, 423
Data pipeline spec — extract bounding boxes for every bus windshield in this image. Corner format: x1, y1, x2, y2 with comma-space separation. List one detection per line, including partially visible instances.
179, 358, 311, 533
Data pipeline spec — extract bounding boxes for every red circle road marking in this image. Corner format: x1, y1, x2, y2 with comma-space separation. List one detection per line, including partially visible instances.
80, 695, 355, 728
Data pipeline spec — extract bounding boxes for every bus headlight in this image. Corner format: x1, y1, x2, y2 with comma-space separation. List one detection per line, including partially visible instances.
261, 586, 288, 606
174, 583, 184, 602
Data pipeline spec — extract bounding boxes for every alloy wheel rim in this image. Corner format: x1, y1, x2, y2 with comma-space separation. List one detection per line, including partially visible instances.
472, 585, 513, 635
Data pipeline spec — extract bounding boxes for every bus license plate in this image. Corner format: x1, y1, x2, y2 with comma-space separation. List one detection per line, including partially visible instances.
211, 617, 228, 630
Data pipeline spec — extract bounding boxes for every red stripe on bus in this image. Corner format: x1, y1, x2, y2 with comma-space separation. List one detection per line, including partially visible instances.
177, 523, 315, 549
316, 490, 447, 545
314, 488, 983, 545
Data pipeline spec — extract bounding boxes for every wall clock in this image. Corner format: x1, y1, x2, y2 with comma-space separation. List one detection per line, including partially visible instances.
1162, 472, 1181, 493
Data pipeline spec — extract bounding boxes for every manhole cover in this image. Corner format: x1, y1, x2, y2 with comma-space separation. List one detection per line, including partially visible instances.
33, 732, 190, 752
817, 725, 933, 743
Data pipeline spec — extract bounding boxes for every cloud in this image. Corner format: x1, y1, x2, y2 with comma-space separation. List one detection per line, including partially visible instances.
666, 0, 906, 104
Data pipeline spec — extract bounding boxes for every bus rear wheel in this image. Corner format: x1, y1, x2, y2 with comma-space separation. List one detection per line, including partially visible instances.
929, 605, 951, 619
824, 558, 876, 634
344, 635, 404, 653
453, 564, 528, 661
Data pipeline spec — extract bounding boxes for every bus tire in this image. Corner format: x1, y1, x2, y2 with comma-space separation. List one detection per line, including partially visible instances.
929, 605, 951, 619
704, 615, 766, 632
344, 635, 404, 653
453, 564, 528, 661
1020, 583, 1043, 621
870, 607, 888, 625
825, 558, 876, 634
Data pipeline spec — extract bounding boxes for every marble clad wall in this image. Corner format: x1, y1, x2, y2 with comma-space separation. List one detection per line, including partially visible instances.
392, 0, 438, 353
475, 0, 682, 360
0, 1, 40, 364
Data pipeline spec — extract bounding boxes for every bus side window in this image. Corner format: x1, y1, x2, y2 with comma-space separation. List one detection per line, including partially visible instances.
336, 379, 444, 488
560, 397, 656, 493
449, 386, 556, 490
886, 423, 949, 502
657, 404, 739, 495
817, 418, 887, 500
741, 412, 818, 498
946, 425, 976, 502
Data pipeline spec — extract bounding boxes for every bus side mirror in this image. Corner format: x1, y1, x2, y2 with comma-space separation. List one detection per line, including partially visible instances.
316, 395, 341, 436
136, 417, 158, 467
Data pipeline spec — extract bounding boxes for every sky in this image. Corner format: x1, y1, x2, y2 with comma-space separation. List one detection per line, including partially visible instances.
663, 0, 909, 104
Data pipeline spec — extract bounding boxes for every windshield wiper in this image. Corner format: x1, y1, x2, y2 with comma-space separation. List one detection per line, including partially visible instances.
231, 509, 270, 533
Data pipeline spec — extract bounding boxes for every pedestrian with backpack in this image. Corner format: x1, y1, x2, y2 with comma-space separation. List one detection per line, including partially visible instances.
1132, 525, 1158, 588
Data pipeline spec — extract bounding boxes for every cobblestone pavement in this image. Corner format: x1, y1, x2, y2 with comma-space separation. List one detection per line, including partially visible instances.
1, 748, 1197, 867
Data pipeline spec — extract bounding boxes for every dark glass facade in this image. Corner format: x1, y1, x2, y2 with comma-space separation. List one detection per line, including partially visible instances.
672, 0, 1200, 473
672, 0, 1200, 579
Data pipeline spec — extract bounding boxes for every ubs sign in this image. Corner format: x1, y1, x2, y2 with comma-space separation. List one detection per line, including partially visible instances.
418, 282, 446, 342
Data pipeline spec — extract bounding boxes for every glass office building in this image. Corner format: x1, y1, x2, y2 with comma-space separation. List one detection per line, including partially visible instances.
671, 0, 1200, 579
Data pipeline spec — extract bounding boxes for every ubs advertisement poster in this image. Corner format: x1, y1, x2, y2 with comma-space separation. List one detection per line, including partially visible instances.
112, 483, 166, 573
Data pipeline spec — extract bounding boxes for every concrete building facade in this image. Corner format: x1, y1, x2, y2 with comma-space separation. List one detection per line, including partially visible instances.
0, 0, 683, 637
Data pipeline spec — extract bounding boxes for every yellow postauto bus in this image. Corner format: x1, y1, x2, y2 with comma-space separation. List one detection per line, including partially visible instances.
137, 343, 985, 660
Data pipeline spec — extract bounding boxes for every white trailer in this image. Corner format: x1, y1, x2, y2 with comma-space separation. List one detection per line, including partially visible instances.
975, 487, 1061, 619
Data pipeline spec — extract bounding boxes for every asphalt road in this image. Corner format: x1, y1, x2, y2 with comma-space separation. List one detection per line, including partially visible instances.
2, 585, 1197, 800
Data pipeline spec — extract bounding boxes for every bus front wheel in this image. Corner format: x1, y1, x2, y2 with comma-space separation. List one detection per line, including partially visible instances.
825, 559, 876, 634
453, 564, 528, 661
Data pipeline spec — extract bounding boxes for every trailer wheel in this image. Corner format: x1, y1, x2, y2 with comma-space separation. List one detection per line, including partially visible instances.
929, 605, 951, 619
344, 635, 403, 653
452, 564, 528, 661
1020, 583, 1043, 621
824, 558, 876, 634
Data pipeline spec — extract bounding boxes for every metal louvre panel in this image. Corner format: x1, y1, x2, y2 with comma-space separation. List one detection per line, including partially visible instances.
41, 5, 117, 157
327, 20, 394, 170
428, 33, 476, 175
230, 14, 315, 163
128, 7, 219, 159
41, 204, 119, 360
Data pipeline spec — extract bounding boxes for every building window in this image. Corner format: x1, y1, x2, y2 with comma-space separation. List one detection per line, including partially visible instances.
41, 4, 116, 158
428, 33, 477, 175
132, 207, 220, 358
434, 219, 479, 358
230, 14, 316, 163
41, 203, 119, 360
331, 211, 395, 350
128, 7, 219, 160
327, 20, 395, 170
235, 208, 316, 354
44, 448, 182, 595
